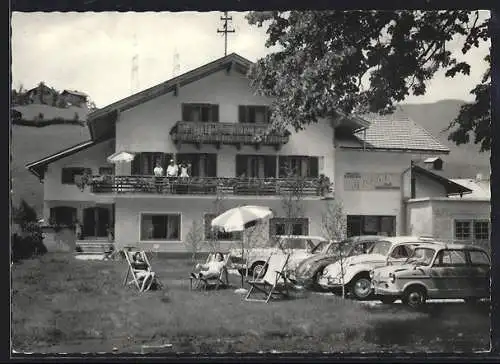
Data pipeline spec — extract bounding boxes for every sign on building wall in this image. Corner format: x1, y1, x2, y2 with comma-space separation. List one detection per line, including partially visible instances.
344, 172, 401, 191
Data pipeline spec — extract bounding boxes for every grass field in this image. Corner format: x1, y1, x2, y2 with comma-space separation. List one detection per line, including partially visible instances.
11, 253, 490, 354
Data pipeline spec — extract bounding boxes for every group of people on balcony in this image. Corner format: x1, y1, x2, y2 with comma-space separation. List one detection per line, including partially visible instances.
153, 159, 192, 192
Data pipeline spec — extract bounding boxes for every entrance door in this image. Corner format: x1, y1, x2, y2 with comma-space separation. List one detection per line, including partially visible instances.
82, 207, 110, 238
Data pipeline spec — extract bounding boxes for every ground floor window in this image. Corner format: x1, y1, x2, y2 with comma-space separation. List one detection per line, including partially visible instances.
49, 206, 77, 226
203, 213, 242, 241
269, 217, 309, 237
346, 215, 396, 237
141, 213, 181, 241
454, 219, 490, 242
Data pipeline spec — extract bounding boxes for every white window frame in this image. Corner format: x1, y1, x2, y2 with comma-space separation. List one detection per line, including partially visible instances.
453, 219, 490, 243
139, 212, 182, 242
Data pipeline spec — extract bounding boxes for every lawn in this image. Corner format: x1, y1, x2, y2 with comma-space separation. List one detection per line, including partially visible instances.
11, 252, 490, 354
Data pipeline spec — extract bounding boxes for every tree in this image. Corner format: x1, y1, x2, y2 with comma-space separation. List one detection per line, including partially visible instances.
321, 200, 348, 297
246, 10, 491, 151
185, 219, 205, 262
13, 199, 38, 227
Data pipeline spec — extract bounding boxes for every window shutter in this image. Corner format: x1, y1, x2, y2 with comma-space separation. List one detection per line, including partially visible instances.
266, 107, 272, 124
206, 154, 217, 177
269, 218, 277, 239
308, 157, 319, 177
212, 105, 219, 122
238, 106, 246, 123
264, 155, 277, 178
131, 153, 141, 175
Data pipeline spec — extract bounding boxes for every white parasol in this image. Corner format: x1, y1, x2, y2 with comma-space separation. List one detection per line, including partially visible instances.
210, 205, 273, 233
106, 151, 136, 164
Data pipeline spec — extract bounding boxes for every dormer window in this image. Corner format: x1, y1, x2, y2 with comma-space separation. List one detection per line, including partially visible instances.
182, 103, 219, 122
238, 105, 270, 123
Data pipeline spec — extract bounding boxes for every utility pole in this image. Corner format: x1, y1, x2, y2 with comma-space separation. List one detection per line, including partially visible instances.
217, 11, 235, 56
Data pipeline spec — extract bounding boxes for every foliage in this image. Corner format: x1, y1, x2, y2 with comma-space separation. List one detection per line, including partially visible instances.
279, 164, 305, 231
246, 10, 491, 151
185, 220, 205, 262
13, 199, 38, 226
321, 200, 347, 297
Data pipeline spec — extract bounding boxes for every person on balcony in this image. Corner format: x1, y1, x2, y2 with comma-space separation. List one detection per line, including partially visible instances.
153, 160, 164, 193
179, 161, 190, 178
166, 159, 179, 178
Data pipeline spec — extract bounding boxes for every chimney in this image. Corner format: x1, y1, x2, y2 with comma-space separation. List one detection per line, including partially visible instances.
423, 157, 443, 171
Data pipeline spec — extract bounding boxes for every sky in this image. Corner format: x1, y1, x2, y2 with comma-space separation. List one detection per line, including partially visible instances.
11, 11, 491, 109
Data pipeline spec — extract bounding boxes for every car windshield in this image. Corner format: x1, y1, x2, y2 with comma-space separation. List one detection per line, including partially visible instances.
367, 241, 392, 256
405, 247, 436, 265
311, 240, 329, 254
325, 240, 355, 256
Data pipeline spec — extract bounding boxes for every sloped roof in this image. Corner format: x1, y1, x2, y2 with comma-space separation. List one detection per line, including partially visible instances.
449, 178, 490, 200
62, 89, 88, 97
412, 164, 472, 196
349, 113, 450, 153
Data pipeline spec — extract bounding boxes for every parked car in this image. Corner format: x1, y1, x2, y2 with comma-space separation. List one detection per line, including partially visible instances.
292, 235, 384, 289
229, 235, 329, 277
371, 243, 491, 308
317, 236, 442, 300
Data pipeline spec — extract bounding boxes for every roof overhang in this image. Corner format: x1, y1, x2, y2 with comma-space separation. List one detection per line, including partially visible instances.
332, 110, 371, 132
412, 165, 472, 196
25, 139, 106, 180
339, 146, 450, 154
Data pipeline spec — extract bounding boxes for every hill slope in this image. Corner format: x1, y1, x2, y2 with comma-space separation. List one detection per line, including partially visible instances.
399, 100, 490, 179
11, 124, 90, 215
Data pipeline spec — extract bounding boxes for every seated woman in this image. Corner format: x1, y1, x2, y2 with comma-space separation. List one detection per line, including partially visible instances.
131, 252, 155, 290
191, 252, 226, 280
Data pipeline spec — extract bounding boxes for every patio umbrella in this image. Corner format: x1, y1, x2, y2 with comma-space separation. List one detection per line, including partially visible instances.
106, 151, 136, 164
211, 205, 273, 293
210, 205, 273, 233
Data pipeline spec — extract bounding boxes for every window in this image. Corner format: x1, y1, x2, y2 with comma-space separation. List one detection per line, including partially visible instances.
346, 215, 396, 237
434, 250, 467, 266
454, 220, 490, 242
236, 155, 276, 178
182, 103, 219, 122
61, 167, 92, 184
269, 217, 309, 238
469, 250, 490, 266
176, 153, 217, 177
474, 221, 490, 241
278, 156, 319, 178
49, 206, 77, 226
390, 245, 413, 259
204, 214, 242, 241
131, 153, 173, 175
238, 105, 270, 123
140, 214, 181, 241
99, 167, 114, 175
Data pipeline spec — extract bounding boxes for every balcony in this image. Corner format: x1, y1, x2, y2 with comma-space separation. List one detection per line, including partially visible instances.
169, 121, 290, 150
89, 175, 332, 197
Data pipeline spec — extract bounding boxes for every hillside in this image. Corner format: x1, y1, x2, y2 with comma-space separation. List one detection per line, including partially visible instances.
398, 100, 491, 179
11, 124, 90, 215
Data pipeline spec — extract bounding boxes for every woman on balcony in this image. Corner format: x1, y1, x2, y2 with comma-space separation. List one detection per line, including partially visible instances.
153, 160, 164, 193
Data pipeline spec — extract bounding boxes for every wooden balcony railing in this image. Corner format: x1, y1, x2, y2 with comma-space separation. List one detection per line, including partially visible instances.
89, 175, 332, 197
170, 121, 290, 148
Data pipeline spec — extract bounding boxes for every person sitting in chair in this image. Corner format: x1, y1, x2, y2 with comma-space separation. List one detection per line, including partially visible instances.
191, 252, 226, 280
131, 252, 155, 290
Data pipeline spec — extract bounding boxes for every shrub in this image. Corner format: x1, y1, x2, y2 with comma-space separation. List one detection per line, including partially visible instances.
11, 200, 47, 262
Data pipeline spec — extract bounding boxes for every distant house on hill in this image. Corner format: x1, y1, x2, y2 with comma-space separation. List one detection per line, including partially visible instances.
60, 90, 88, 108
25, 83, 58, 106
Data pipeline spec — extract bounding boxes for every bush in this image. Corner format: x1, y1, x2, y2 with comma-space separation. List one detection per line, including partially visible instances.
11, 233, 47, 262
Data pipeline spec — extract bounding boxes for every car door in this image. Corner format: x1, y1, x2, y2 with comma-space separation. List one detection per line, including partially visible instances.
468, 249, 491, 298
429, 249, 472, 298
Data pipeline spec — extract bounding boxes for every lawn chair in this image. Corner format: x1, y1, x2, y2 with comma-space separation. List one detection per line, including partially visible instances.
123, 250, 163, 292
245, 252, 293, 303
189, 252, 230, 291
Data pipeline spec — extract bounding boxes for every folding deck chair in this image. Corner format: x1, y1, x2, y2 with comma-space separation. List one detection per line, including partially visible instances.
123, 250, 163, 292
245, 252, 294, 303
189, 252, 231, 291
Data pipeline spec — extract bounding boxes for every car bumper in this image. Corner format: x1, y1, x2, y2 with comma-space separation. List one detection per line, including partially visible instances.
317, 276, 343, 289
371, 281, 402, 296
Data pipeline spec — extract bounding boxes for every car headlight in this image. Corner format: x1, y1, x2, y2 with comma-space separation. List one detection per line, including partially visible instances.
388, 272, 396, 283
369, 270, 374, 279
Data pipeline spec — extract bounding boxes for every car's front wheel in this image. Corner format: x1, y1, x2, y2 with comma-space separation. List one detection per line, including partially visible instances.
402, 286, 426, 309
349, 275, 373, 300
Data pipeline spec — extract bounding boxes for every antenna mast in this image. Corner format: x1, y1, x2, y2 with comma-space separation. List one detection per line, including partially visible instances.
217, 11, 235, 56
131, 34, 140, 94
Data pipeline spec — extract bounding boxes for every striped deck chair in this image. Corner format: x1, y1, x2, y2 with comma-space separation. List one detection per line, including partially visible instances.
245, 252, 293, 303
189, 252, 230, 291
123, 250, 163, 292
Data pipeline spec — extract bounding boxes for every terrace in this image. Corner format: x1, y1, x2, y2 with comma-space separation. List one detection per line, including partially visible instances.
169, 121, 290, 150
88, 175, 332, 197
